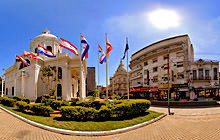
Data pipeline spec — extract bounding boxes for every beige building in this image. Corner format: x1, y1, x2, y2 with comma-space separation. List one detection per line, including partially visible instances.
4, 29, 87, 101
129, 35, 219, 100
109, 59, 129, 96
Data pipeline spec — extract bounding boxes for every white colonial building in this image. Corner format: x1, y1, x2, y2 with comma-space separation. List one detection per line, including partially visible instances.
4, 29, 87, 101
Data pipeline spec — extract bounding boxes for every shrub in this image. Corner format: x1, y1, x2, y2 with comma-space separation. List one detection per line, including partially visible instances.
111, 99, 151, 120
16, 101, 29, 112
50, 100, 69, 110
95, 105, 111, 121
60, 106, 97, 121
30, 103, 54, 116
21, 97, 31, 104
13, 96, 22, 101
75, 101, 107, 110
1, 98, 16, 107
42, 97, 55, 106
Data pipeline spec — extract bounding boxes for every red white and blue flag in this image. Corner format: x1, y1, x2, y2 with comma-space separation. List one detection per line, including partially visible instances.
105, 36, 113, 62
24, 50, 41, 59
16, 55, 30, 66
38, 44, 56, 58
98, 44, 106, 64
59, 37, 78, 56
81, 34, 90, 61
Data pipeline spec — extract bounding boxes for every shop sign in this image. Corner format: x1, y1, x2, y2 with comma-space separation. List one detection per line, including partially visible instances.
172, 83, 188, 88
158, 84, 172, 90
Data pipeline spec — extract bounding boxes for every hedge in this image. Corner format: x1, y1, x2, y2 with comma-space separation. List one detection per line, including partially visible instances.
111, 99, 151, 120
1, 97, 16, 107
13, 96, 31, 104
60, 106, 97, 121
61, 99, 151, 121
50, 100, 69, 110
16, 101, 30, 112
30, 103, 54, 116
75, 101, 107, 110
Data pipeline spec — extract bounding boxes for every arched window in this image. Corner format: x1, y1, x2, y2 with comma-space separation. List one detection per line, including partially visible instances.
19, 59, 30, 70
12, 87, 14, 96
46, 46, 52, 52
35, 48, 38, 54
58, 67, 62, 79
57, 84, 62, 97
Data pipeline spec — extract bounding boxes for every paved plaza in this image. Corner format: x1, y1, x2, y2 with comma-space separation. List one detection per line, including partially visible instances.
1, 107, 220, 140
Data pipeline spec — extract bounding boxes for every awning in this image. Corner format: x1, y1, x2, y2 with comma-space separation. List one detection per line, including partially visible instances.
179, 89, 188, 91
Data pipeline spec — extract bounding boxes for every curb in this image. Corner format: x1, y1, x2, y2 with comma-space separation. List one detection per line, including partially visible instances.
0, 106, 166, 136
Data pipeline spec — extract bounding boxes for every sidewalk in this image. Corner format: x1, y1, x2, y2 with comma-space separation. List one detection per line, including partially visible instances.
150, 105, 220, 116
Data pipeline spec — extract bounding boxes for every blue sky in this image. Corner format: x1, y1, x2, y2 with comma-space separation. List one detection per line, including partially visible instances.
1, 0, 220, 86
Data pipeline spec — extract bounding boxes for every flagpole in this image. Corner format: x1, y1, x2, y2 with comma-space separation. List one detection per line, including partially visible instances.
97, 43, 100, 98
106, 33, 108, 101
79, 33, 83, 101
126, 37, 129, 100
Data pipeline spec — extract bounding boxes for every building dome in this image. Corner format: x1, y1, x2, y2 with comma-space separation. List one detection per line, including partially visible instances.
30, 29, 62, 55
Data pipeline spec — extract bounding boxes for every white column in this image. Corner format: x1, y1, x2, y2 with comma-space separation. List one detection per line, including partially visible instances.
62, 65, 71, 101
21, 70, 25, 97
80, 67, 86, 100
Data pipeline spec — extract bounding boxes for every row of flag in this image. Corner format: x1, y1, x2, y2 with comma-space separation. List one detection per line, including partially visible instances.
15, 34, 129, 67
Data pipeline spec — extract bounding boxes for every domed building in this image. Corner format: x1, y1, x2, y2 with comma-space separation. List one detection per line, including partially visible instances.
4, 29, 87, 101
109, 59, 129, 96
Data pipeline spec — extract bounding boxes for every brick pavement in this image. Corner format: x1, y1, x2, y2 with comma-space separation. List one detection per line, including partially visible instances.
1, 108, 220, 140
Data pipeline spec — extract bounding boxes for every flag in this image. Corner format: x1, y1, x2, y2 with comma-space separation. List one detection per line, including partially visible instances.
16, 55, 30, 66
81, 34, 90, 61
98, 44, 106, 64
122, 38, 129, 59
24, 50, 41, 59
59, 37, 78, 56
106, 38, 113, 54
38, 44, 56, 58
105, 36, 113, 62
98, 44, 105, 54
99, 54, 106, 64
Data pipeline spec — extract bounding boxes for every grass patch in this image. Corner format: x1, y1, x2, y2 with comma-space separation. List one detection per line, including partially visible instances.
0, 104, 163, 131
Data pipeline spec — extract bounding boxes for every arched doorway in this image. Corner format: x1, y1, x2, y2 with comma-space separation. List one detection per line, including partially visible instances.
57, 84, 62, 98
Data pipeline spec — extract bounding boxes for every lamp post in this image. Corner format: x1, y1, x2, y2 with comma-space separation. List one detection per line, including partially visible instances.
167, 53, 171, 115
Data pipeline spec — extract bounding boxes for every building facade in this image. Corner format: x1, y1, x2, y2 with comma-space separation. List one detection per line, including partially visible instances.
109, 59, 129, 96
129, 35, 219, 100
4, 29, 87, 101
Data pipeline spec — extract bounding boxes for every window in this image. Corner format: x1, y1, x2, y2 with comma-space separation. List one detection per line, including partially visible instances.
152, 59, 158, 63
193, 70, 197, 79
205, 70, 210, 79
46, 46, 52, 52
144, 61, 148, 66
153, 76, 158, 82
6, 88, 8, 95
172, 70, 174, 81
12, 87, 14, 96
214, 68, 218, 80
198, 69, 203, 79
177, 62, 183, 67
58, 67, 62, 79
153, 67, 158, 72
163, 55, 169, 60
177, 74, 184, 79
35, 48, 38, 53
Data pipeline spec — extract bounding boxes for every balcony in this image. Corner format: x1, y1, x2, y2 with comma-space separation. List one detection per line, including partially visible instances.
192, 76, 211, 82
132, 82, 143, 88
130, 66, 142, 73
130, 74, 143, 80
